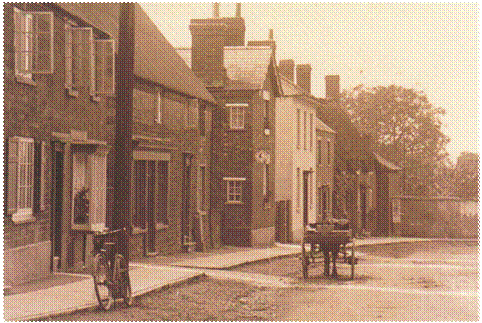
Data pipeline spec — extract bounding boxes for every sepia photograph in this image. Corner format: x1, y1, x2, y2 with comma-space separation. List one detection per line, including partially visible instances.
3, 2, 478, 321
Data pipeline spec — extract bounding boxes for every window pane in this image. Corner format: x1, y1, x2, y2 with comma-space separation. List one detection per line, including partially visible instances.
296, 109, 300, 148
303, 111, 307, 150
95, 39, 115, 94
157, 161, 168, 224
133, 161, 146, 228
31, 12, 53, 74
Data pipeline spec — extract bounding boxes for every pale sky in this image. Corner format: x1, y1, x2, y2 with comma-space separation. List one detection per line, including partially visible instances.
141, 2, 479, 163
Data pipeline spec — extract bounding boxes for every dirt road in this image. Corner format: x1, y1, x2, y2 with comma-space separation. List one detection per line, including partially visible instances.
44, 240, 478, 321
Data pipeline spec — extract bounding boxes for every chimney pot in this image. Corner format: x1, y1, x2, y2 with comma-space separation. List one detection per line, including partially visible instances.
325, 75, 340, 101
235, 3, 241, 17
279, 59, 295, 82
296, 64, 312, 94
213, 3, 220, 18
269, 29, 274, 40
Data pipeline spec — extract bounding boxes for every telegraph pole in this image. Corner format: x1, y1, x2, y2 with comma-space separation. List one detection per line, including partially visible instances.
113, 3, 135, 263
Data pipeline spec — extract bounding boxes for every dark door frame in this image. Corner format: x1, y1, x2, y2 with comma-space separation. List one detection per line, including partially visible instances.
50, 141, 64, 271
181, 153, 193, 251
302, 171, 310, 226
360, 185, 367, 231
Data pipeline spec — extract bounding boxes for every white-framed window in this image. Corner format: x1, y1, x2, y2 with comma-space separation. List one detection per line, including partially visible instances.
93, 39, 115, 95
224, 177, 245, 203
132, 158, 170, 230
303, 111, 307, 150
14, 7, 54, 78
39, 141, 47, 211
228, 103, 246, 130
65, 23, 115, 96
309, 172, 313, 208
296, 168, 301, 211
186, 99, 199, 129
309, 113, 313, 151
317, 186, 322, 216
296, 109, 301, 149
71, 146, 109, 232
197, 165, 206, 212
155, 91, 163, 124
317, 139, 322, 165
7, 137, 35, 223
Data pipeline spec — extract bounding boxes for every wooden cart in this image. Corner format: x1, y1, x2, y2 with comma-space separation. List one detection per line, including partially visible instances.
301, 228, 355, 279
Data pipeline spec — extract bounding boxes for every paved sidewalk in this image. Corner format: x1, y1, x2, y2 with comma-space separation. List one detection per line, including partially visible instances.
168, 237, 433, 269
3, 237, 455, 321
169, 245, 299, 269
3, 265, 204, 321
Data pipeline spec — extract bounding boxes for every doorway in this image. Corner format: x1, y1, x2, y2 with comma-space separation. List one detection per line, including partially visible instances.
302, 171, 310, 226
321, 185, 329, 220
360, 185, 367, 231
181, 154, 193, 251
51, 142, 64, 271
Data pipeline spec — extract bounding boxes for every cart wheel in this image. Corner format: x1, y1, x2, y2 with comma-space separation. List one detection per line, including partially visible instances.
93, 253, 114, 310
301, 242, 308, 279
114, 254, 133, 306
302, 255, 308, 279
350, 242, 355, 280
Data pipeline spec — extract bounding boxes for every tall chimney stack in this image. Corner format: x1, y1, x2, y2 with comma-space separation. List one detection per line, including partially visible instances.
269, 29, 274, 40
296, 64, 312, 94
213, 2, 220, 18
325, 75, 340, 101
235, 3, 241, 17
279, 59, 294, 82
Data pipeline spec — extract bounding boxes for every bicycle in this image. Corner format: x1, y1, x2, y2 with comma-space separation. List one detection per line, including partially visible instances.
92, 228, 133, 310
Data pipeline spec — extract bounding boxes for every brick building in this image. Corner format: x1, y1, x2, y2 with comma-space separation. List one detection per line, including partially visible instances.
4, 3, 215, 286
177, 4, 279, 246
317, 76, 403, 237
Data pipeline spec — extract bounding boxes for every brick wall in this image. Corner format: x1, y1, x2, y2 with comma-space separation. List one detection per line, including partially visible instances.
210, 90, 254, 246
4, 3, 211, 279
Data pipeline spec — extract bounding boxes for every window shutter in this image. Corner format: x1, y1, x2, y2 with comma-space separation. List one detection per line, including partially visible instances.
40, 141, 47, 210
33, 141, 41, 212
88, 154, 107, 230
31, 11, 54, 74
7, 137, 19, 214
13, 8, 28, 74
94, 39, 115, 95
188, 99, 199, 129
65, 25, 73, 88
71, 27, 93, 87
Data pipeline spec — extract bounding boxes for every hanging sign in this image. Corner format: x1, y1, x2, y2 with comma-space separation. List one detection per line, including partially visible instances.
255, 150, 270, 164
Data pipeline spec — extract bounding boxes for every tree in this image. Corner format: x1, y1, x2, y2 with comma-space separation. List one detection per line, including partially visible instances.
341, 84, 450, 195
452, 152, 479, 199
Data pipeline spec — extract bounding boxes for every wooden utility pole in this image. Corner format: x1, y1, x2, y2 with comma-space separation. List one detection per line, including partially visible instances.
113, 3, 135, 262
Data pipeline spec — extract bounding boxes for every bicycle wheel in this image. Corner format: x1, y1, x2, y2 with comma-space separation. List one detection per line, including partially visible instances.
113, 254, 133, 306
93, 253, 114, 310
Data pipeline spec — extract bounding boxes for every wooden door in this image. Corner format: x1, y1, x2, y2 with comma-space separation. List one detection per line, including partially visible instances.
302, 171, 310, 226
181, 154, 193, 250
51, 142, 64, 270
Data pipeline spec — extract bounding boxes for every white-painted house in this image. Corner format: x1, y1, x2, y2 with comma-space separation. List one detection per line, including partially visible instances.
275, 64, 334, 242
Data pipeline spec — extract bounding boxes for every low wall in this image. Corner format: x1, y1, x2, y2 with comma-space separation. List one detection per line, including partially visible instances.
393, 196, 478, 238
4, 241, 51, 286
